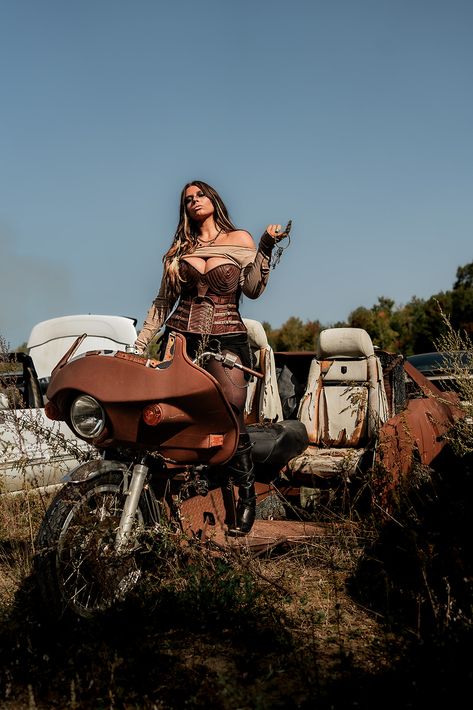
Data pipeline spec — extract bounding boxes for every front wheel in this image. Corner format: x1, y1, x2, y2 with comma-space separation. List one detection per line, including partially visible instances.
35, 470, 155, 619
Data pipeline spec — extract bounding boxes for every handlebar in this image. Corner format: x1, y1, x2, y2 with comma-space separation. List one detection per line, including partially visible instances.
195, 351, 264, 379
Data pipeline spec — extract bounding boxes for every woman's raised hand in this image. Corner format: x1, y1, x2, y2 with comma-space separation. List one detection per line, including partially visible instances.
265, 220, 292, 243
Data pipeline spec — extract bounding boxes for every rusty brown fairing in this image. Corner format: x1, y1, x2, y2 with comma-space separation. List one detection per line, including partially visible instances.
46, 333, 239, 465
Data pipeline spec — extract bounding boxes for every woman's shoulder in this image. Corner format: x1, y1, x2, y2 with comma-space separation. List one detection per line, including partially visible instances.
225, 229, 256, 249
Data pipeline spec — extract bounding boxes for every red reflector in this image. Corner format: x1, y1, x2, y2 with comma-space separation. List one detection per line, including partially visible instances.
209, 434, 224, 447
143, 403, 163, 426
45, 401, 61, 420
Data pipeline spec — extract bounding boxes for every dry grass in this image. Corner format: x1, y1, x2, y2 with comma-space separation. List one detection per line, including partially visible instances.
434, 307, 473, 456
1, 468, 473, 708
1, 314, 472, 707
0, 496, 401, 709
0, 490, 56, 609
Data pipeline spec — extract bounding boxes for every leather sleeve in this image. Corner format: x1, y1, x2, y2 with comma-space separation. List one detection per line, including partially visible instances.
241, 232, 275, 299
134, 274, 173, 353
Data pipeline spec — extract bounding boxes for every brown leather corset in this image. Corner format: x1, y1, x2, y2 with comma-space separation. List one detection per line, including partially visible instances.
166, 261, 246, 335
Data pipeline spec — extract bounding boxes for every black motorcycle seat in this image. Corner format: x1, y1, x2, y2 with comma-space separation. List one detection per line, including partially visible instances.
248, 420, 309, 471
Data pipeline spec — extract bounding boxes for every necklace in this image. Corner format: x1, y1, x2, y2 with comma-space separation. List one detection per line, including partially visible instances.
196, 228, 222, 246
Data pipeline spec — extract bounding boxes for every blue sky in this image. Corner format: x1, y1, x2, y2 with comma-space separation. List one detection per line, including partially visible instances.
1, 0, 472, 348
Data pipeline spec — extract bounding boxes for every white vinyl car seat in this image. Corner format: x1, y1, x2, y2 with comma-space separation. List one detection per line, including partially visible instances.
298, 328, 389, 446
243, 319, 283, 423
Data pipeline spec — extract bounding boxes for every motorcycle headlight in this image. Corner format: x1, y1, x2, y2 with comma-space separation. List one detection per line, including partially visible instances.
70, 395, 105, 438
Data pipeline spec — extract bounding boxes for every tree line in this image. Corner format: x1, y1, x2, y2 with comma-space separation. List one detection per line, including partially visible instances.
15, 262, 472, 356
263, 261, 473, 355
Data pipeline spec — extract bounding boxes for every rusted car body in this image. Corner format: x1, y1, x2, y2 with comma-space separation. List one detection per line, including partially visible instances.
170, 325, 465, 546
269, 332, 463, 512
157, 324, 465, 541
376, 361, 463, 487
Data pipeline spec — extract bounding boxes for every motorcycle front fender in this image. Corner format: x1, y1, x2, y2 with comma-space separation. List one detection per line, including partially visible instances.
63, 459, 129, 484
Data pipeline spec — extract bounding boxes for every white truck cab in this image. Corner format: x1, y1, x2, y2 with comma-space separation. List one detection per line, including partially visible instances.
28, 314, 138, 381
1, 315, 137, 494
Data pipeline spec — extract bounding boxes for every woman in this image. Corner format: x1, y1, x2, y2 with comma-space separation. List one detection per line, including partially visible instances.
134, 180, 289, 535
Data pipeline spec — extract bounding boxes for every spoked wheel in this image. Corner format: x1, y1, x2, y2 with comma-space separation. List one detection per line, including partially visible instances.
36, 471, 155, 619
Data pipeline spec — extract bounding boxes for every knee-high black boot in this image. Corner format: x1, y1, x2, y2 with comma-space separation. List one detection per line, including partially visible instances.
226, 434, 256, 536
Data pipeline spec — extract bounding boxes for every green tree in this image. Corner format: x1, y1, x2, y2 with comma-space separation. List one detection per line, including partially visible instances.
451, 262, 473, 337
391, 297, 426, 355
419, 292, 454, 352
261, 260, 473, 355
454, 262, 473, 290
347, 306, 374, 333
269, 317, 321, 351
348, 297, 399, 351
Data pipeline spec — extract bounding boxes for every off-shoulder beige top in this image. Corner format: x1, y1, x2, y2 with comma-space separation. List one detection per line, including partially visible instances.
135, 234, 275, 353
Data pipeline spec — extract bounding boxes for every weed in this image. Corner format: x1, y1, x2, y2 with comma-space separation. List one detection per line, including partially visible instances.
433, 305, 473, 456
1, 317, 473, 706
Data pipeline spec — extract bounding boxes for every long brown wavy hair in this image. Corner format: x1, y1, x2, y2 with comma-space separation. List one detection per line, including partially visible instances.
162, 180, 238, 300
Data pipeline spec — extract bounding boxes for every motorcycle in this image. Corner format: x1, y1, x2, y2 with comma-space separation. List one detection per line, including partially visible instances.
35, 330, 309, 618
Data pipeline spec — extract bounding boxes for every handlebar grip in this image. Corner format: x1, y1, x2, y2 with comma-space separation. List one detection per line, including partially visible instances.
196, 351, 264, 379
241, 365, 264, 379
220, 352, 264, 379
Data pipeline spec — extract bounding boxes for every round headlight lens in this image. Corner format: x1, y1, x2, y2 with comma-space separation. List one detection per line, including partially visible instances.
70, 395, 105, 438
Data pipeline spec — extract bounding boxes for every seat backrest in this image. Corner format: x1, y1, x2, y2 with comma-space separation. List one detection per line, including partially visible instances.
243, 319, 283, 423
298, 328, 389, 446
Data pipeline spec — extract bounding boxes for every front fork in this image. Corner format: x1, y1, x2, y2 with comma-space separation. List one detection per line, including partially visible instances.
115, 460, 149, 552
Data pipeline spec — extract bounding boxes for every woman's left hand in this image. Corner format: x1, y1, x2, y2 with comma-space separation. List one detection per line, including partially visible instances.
265, 220, 292, 243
